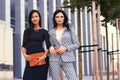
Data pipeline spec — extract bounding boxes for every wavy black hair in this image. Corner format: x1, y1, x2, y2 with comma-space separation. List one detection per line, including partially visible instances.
53, 10, 70, 30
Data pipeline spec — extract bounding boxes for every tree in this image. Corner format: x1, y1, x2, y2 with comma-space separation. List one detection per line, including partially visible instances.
99, 0, 120, 80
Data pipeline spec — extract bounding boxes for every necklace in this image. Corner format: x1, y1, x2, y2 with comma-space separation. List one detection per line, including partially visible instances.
34, 29, 40, 32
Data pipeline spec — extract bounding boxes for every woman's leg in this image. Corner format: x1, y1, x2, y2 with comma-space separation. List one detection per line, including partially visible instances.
62, 62, 77, 80
49, 61, 61, 80
60, 68, 64, 80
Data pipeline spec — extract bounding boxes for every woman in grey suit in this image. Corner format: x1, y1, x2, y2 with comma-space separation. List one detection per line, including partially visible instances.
49, 10, 80, 80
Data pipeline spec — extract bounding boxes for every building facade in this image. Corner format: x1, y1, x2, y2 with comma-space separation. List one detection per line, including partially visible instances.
0, 0, 120, 79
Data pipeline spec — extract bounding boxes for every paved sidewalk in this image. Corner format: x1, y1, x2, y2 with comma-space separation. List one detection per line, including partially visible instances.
13, 77, 77, 80
0, 76, 119, 80
0, 71, 118, 80
2, 76, 79, 80
13, 75, 118, 80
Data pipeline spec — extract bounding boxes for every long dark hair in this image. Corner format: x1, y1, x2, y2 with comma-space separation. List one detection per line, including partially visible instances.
28, 10, 42, 29
53, 10, 70, 30
26, 10, 42, 40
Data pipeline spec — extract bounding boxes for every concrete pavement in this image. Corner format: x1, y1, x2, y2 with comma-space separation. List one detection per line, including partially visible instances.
0, 71, 118, 80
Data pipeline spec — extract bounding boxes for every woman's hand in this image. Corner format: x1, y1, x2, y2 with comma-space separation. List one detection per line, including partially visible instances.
49, 46, 57, 56
37, 55, 46, 65
24, 54, 32, 61
22, 47, 32, 61
58, 46, 67, 55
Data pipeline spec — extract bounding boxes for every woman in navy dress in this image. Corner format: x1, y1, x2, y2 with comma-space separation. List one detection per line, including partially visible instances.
22, 10, 51, 80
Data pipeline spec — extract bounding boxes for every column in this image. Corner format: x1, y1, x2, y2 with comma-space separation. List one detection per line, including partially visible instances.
28, 0, 37, 13
82, 7, 89, 76
14, 0, 25, 78
88, 10, 93, 75
56, 0, 61, 9
47, 0, 56, 30
38, 0, 48, 29
71, 9, 79, 75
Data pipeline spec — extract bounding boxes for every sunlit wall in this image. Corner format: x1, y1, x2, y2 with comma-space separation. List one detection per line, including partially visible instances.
0, 20, 13, 70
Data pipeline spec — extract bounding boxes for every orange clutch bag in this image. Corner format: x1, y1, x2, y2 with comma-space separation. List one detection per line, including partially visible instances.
29, 52, 46, 67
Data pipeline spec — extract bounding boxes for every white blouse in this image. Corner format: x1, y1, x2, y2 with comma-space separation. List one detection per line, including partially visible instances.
56, 29, 64, 44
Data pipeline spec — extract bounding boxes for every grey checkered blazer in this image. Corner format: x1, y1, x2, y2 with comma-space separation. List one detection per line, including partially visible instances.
49, 27, 80, 62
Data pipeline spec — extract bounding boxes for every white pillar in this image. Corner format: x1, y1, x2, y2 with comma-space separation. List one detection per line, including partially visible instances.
38, 0, 48, 29
28, 0, 37, 13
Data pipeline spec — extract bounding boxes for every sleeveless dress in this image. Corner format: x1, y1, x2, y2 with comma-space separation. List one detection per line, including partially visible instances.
22, 29, 51, 80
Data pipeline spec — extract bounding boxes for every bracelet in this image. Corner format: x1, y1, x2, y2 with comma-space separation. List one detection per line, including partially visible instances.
65, 46, 68, 51
44, 55, 47, 58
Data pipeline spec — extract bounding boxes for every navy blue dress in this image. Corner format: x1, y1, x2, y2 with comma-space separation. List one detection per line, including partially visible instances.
22, 29, 51, 80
